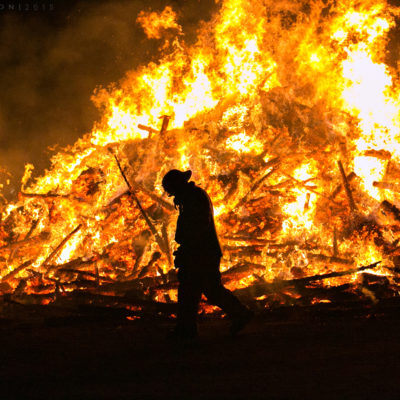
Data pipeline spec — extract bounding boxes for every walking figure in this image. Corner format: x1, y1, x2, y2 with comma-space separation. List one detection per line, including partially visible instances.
162, 169, 253, 340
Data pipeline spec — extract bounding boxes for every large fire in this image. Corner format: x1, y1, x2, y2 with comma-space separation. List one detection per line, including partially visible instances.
1, 0, 400, 310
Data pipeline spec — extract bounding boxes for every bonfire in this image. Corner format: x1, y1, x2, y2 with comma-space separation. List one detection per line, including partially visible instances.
1, 0, 400, 317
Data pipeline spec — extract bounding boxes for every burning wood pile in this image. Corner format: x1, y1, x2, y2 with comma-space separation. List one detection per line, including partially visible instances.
1, 0, 400, 318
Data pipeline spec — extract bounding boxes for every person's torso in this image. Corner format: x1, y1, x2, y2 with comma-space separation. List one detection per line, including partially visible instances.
175, 183, 222, 258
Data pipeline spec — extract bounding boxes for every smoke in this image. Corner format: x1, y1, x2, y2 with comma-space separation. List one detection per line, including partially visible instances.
0, 0, 217, 199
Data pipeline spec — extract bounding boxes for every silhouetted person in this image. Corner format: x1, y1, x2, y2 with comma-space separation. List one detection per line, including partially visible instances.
162, 169, 253, 340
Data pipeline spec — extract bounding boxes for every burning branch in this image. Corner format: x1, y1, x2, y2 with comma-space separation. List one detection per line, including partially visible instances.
2, 1, 400, 310
138, 124, 158, 136
42, 224, 82, 267
234, 157, 280, 209
20, 191, 69, 199
135, 184, 174, 212
283, 173, 338, 205
234, 261, 381, 298
110, 151, 170, 259
1, 260, 33, 282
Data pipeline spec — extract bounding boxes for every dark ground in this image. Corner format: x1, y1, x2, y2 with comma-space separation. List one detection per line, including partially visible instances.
1, 301, 400, 400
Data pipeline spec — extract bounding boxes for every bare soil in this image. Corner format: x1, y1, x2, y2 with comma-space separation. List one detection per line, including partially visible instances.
1, 301, 400, 400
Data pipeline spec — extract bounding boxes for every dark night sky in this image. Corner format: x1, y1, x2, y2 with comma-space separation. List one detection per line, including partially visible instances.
0, 0, 217, 199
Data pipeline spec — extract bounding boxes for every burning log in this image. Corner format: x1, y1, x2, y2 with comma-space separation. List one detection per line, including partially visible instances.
234, 261, 381, 299
267, 240, 300, 249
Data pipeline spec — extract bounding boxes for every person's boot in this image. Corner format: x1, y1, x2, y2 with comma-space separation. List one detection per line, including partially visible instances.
166, 325, 198, 343
229, 309, 254, 336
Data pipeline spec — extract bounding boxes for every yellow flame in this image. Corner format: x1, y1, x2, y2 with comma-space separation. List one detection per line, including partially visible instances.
137, 6, 182, 39
353, 156, 386, 200
3, 0, 400, 298
226, 133, 264, 154
282, 163, 318, 235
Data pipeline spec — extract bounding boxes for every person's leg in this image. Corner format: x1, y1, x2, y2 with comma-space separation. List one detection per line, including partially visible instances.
203, 271, 253, 335
202, 269, 250, 318
200, 258, 253, 335
175, 268, 202, 338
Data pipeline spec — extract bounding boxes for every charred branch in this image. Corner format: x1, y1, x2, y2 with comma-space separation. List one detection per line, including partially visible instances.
25, 218, 39, 240
330, 171, 356, 200
337, 160, 358, 213
380, 200, 400, 223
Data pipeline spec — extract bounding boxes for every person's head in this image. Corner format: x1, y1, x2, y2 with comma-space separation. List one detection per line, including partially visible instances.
162, 169, 192, 196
